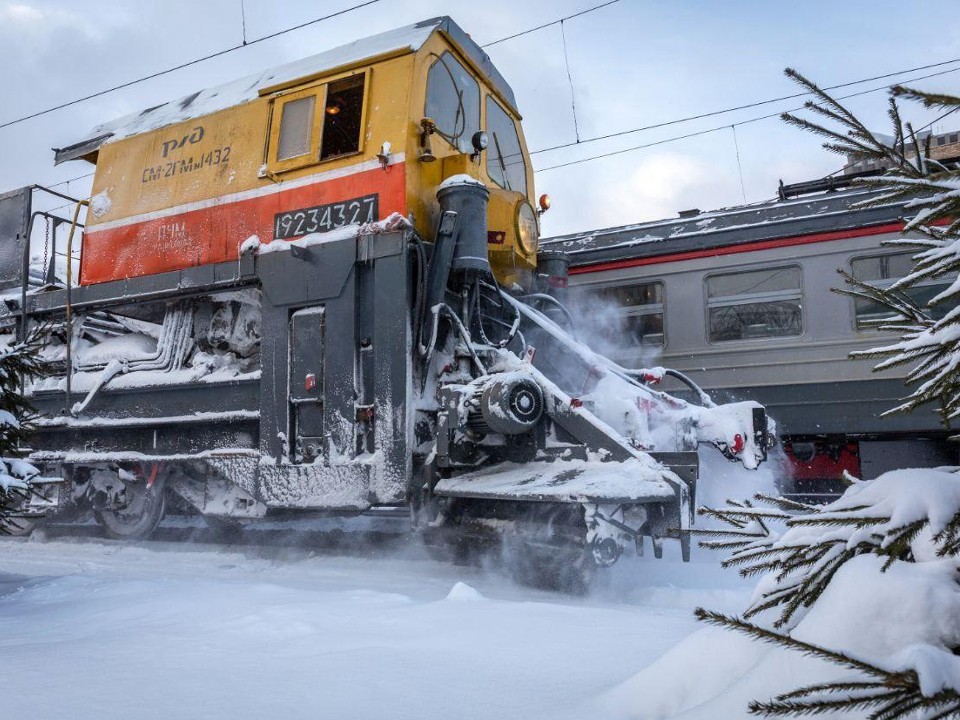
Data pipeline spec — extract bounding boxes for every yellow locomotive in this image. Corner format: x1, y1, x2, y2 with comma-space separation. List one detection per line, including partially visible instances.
0, 17, 768, 583
55, 16, 543, 287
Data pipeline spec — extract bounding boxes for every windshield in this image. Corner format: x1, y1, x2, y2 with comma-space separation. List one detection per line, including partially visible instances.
486, 96, 527, 195
425, 52, 480, 154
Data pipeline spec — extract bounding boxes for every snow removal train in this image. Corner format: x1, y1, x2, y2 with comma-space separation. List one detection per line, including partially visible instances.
1, 18, 769, 572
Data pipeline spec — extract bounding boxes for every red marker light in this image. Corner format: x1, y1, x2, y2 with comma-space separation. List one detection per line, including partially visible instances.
732, 434, 744, 454
305, 373, 317, 391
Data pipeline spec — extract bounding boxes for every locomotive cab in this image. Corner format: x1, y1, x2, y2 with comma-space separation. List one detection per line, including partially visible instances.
54, 16, 540, 287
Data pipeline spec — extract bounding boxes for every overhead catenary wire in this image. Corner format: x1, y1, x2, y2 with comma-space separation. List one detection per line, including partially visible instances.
529, 56, 960, 157
535, 65, 960, 173
730, 125, 747, 204
0, 0, 382, 131
559, 20, 582, 144
48, 172, 95, 189
0, 1, 621, 134
480, 0, 620, 48
7, 1, 957, 192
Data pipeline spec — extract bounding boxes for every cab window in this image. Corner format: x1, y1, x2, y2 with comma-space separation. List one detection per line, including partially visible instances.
486, 96, 527, 195
269, 72, 366, 173
321, 75, 365, 160
425, 52, 480, 154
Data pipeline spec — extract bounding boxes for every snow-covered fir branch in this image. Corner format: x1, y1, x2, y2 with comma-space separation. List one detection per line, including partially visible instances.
0, 326, 53, 532
696, 608, 960, 720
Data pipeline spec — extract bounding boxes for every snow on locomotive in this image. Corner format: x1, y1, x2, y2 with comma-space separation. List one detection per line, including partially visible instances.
0, 17, 768, 573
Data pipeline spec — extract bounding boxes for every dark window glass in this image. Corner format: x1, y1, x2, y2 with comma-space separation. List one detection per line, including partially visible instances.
486, 96, 527, 195
425, 52, 480, 154
321, 75, 364, 160
851, 252, 952, 328
707, 267, 802, 342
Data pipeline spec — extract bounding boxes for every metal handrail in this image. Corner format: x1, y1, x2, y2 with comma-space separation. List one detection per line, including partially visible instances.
64, 199, 89, 415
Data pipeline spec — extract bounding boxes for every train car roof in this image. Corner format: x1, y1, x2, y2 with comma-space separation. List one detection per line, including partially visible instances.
541, 186, 914, 269
55, 16, 517, 165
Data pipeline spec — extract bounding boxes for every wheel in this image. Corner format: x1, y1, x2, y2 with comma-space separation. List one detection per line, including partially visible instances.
94, 478, 167, 540
503, 535, 597, 594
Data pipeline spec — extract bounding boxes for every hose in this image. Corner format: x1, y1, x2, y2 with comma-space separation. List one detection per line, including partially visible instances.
421, 303, 487, 377
474, 276, 521, 349
517, 292, 576, 331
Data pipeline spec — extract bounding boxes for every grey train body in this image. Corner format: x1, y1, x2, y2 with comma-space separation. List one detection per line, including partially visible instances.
543, 187, 958, 497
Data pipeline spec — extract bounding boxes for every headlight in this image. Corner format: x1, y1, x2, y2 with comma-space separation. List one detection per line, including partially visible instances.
516, 201, 539, 255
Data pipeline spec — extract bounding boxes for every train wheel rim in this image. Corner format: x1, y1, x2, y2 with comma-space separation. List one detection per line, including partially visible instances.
94, 479, 166, 540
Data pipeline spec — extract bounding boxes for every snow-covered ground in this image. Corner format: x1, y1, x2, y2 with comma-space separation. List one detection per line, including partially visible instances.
0, 451, 778, 719
0, 534, 751, 720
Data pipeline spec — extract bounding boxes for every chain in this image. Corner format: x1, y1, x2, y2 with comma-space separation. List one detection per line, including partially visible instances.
43, 217, 51, 278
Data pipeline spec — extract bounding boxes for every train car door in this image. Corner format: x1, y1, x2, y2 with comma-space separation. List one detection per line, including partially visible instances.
289, 306, 325, 463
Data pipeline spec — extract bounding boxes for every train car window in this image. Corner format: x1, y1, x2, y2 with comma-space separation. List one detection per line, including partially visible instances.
320, 75, 365, 160
486, 96, 528, 195
706, 266, 802, 342
425, 52, 480, 154
851, 252, 952, 329
588, 282, 665, 347
277, 95, 317, 161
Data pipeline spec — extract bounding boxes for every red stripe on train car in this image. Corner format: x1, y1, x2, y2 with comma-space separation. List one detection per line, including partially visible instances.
80, 163, 407, 285
568, 222, 907, 275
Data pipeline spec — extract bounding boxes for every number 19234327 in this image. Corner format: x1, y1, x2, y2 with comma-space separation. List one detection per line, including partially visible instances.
274, 194, 379, 240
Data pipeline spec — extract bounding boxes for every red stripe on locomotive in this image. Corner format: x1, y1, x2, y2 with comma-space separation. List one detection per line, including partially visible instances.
80, 163, 407, 285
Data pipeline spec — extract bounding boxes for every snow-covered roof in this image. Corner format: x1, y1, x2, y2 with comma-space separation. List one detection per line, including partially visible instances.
541, 186, 914, 268
55, 16, 517, 164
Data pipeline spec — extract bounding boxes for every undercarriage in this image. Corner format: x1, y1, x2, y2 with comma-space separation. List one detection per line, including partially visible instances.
2, 180, 770, 582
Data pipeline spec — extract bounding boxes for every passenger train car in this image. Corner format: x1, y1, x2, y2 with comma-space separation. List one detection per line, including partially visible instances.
542, 187, 957, 498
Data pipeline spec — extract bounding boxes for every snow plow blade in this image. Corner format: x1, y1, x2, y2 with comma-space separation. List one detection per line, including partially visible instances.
433, 456, 680, 504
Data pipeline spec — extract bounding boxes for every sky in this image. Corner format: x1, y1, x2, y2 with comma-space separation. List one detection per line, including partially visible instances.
1, 0, 958, 238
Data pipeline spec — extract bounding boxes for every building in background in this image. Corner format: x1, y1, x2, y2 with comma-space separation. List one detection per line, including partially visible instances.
844, 128, 960, 175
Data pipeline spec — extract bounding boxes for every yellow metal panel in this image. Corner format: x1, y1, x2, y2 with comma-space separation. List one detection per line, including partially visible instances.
89, 101, 270, 227
88, 55, 416, 230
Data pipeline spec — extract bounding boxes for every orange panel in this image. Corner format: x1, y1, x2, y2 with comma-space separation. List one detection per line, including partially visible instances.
80, 163, 407, 285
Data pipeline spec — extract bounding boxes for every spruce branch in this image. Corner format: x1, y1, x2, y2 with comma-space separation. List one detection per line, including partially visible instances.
695, 610, 960, 719
890, 85, 960, 111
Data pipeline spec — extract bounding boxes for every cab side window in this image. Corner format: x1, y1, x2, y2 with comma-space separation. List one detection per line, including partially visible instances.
269, 72, 366, 173
321, 75, 365, 160
425, 51, 480, 154
486, 96, 527, 195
